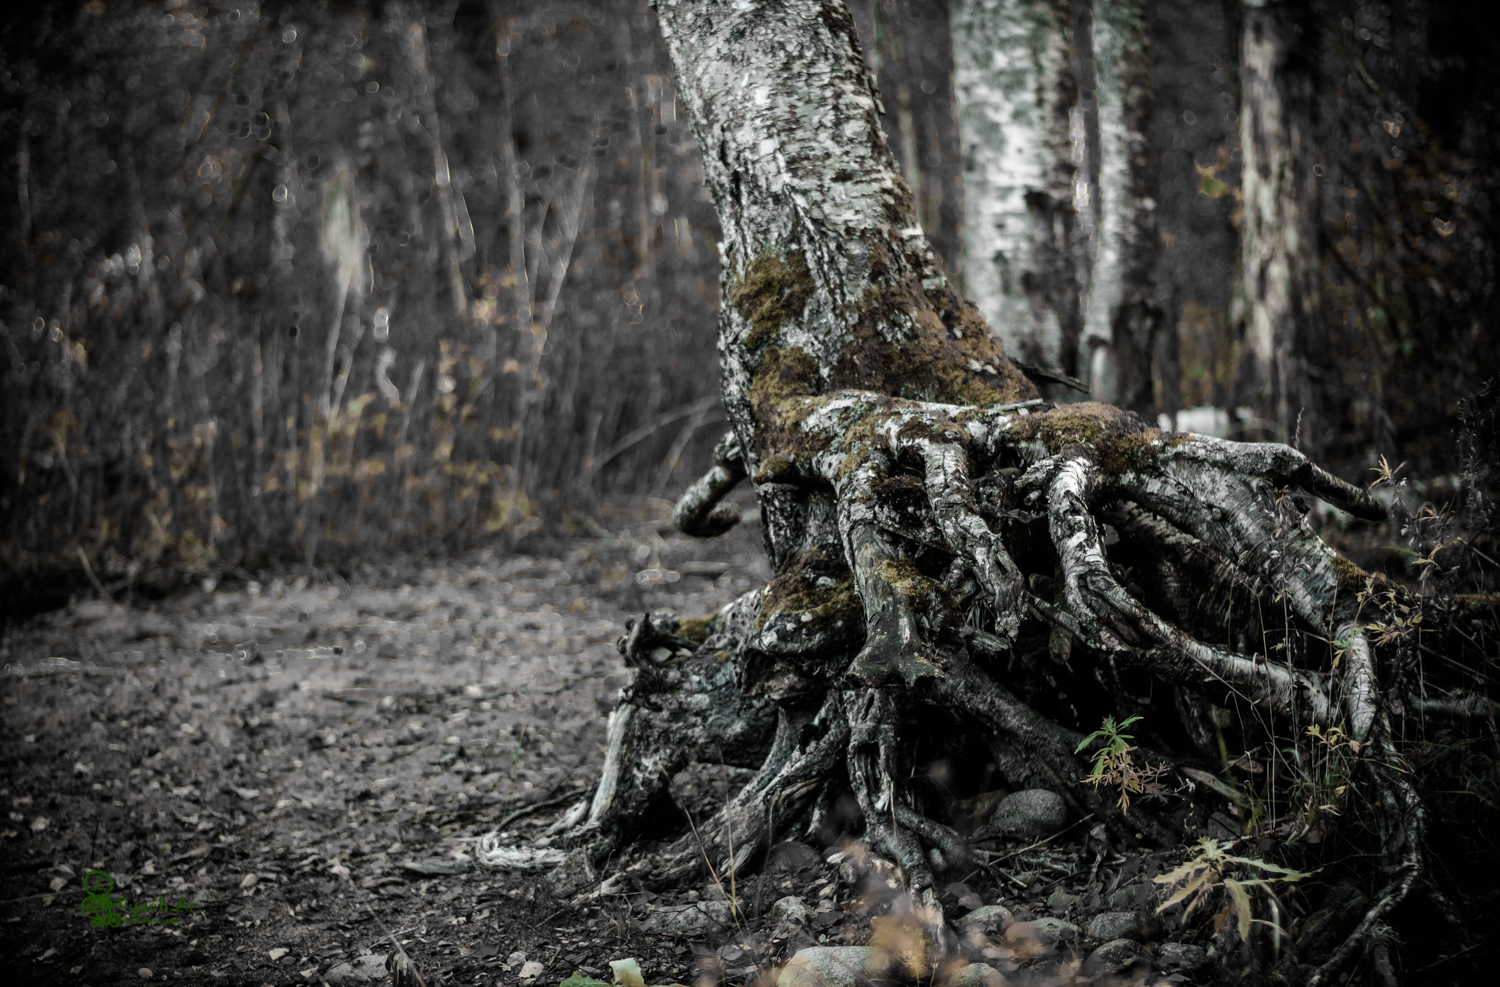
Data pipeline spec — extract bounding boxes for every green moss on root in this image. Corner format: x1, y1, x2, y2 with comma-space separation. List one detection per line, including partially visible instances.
755, 549, 861, 634
875, 557, 941, 602
1014, 402, 1187, 476
1330, 555, 1373, 594
675, 615, 716, 643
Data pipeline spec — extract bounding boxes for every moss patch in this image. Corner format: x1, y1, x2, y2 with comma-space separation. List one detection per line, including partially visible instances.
871, 474, 928, 515
1330, 555, 1373, 594
756, 549, 861, 634
748, 346, 832, 460
875, 557, 940, 603
1013, 402, 1185, 476
827, 241, 1036, 409
675, 615, 716, 644
751, 452, 800, 485
1329, 554, 1400, 596
732, 251, 815, 351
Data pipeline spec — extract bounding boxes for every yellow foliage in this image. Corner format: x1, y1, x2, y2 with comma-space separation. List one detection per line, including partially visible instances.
1155, 838, 1312, 944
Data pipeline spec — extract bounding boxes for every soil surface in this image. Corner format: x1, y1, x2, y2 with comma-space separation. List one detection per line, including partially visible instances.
2, 498, 1208, 987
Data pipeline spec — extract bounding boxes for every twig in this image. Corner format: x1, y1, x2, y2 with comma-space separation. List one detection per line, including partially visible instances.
1406, 935, 1493, 975
588, 396, 720, 477
388, 741, 436, 761
977, 813, 1096, 862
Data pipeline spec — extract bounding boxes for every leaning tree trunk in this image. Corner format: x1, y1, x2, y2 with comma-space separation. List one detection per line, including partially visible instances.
477, 1, 1495, 981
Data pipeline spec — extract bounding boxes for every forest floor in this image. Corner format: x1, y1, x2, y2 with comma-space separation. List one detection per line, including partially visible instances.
0, 497, 1415, 987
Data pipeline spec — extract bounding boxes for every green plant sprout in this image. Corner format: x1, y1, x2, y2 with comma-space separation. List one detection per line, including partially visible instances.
1075, 715, 1169, 813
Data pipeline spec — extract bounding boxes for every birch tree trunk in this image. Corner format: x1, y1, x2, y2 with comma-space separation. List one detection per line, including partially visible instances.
1085, 0, 1161, 416
1240, 0, 1320, 451
474, 3, 1496, 980
953, 0, 1092, 376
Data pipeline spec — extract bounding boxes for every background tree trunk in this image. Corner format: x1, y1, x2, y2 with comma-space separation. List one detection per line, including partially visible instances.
847, 1, 967, 280
1085, 0, 1160, 416
1240, 0, 1320, 451
952, 0, 1094, 378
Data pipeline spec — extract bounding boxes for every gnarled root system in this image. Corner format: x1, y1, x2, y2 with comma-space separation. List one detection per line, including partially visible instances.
478, 397, 1496, 984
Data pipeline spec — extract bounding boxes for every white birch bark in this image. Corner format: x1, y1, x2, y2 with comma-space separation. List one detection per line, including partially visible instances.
952, 0, 1074, 368
1084, 0, 1126, 381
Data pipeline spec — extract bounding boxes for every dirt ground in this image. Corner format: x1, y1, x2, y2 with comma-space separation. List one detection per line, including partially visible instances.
2, 497, 1217, 987
0, 497, 780, 985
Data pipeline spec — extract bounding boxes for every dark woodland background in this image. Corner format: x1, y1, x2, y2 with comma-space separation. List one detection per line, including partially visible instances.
2, 0, 1498, 615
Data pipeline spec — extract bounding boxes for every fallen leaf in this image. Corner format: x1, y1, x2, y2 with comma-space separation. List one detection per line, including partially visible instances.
610, 958, 646, 987
268, 948, 288, 960
30, 816, 48, 832
232, 787, 260, 800
41, 947, 55, 959
521, 960, 546, 979
239, 873, 258, 889
48, 876, 67, 892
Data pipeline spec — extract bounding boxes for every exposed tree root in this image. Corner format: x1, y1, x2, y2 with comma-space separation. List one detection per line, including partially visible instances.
475, 398, 1496, 982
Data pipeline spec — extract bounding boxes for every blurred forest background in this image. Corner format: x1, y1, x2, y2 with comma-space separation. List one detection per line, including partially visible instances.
2, 0, 1497, 616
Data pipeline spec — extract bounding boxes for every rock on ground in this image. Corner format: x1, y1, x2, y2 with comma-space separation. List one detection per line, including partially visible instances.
1156, 942, 1210, 972
1085, 910, 1159, 942
989, 789, 1066, 839
1082, 938, 1152, 977
950, 963, 1005, 987
777, 946, 888, 987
